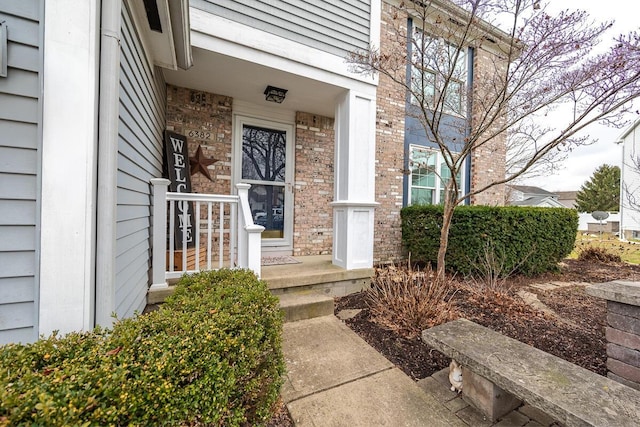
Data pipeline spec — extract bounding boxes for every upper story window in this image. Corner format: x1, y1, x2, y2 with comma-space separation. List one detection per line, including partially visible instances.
409, 145, 463, 205
410, 30, 467, 116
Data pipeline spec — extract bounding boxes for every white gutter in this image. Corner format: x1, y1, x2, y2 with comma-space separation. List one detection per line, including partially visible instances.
169, 0, 193, 70
95, 0, 122, 328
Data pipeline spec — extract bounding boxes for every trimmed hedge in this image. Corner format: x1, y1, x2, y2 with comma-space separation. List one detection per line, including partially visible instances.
402, 205, 578, 275
0, 269, 284, 426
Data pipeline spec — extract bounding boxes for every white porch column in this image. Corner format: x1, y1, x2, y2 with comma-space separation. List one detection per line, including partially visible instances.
332, 90, 378, 270
39, 1, 100, 336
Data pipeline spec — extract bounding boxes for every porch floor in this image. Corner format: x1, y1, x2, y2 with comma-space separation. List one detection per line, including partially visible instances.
262, 255, 373, 297
147, 255, 373, 305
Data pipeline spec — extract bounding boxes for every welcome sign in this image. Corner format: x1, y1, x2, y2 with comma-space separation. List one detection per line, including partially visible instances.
164, 131, 195, 248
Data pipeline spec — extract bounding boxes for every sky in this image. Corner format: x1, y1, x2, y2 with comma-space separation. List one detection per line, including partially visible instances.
519, 1, 638, 192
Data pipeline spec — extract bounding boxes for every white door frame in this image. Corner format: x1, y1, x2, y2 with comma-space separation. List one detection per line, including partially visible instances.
233, 114, 295, 252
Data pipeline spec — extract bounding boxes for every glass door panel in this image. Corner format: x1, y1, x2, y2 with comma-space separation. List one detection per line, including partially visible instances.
242, 125, 286, 182
241, 124, 291, 243
249, 184, 285, 239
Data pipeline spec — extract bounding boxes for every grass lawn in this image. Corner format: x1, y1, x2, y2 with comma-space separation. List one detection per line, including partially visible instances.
570, 232, 640, 264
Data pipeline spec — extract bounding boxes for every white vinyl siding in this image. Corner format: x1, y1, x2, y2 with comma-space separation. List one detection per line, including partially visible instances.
620, 122, 640, 238
115, 3, 166, 319
0, 0, 42, 344
193, 0, 370, 57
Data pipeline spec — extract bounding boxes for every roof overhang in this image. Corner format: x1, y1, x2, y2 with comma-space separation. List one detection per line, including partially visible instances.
405, 0, 524, 59
128, 0, 193, 70
163, 47, 348, 118
615, 116, 640, 144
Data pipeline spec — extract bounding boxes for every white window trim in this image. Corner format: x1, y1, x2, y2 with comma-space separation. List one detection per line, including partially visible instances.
408, 145, 465, 205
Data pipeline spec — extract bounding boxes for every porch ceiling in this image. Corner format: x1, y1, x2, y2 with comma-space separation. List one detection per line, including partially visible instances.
163, 47, 344, 118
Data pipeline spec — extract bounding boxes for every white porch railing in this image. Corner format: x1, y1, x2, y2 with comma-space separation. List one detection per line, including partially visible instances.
150, 179, 264, 289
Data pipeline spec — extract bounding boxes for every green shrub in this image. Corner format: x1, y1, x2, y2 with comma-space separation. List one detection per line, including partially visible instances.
0, 269, 284, 426
402, 205, 578, 275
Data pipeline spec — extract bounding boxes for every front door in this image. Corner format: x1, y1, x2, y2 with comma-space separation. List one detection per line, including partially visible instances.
235, 116, 294, 252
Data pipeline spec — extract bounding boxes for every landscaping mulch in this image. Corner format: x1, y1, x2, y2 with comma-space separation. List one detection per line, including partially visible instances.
266, 398, 293, 427
269, 258, 640, 425
334, 259, 640, 380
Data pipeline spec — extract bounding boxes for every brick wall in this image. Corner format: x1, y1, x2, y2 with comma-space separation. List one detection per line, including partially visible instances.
166, 85, 335, 257
373, 1, 508, 264
165, 85, 233, 256
469, 48, 507, 206
605, 301, 640, 390
373, 2, 408, 264
165, 85, 233, 195
293, 112, 335, 256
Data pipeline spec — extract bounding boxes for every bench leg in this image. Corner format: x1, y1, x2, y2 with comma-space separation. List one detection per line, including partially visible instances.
462, 368, 522, 421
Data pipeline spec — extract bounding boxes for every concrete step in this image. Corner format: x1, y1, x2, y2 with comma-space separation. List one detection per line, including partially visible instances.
278, 291, 334, 323
266, 268, 373, 297
261, 255, 372, 297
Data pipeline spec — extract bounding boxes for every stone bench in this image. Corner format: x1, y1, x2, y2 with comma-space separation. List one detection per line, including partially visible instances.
422, 318, 640, 427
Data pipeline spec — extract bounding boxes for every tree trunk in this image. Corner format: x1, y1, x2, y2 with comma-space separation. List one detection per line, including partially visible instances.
436, 193, 456, 283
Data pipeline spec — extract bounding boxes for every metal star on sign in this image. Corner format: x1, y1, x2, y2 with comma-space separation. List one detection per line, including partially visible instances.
189, 144, 219, 181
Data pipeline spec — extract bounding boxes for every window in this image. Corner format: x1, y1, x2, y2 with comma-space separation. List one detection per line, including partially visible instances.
409, 145, 463, 205
411, 30, 466, 115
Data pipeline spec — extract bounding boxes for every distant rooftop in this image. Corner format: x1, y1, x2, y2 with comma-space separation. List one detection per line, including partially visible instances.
509, 185, 556, 196
555, 191, 578, 198
510, 196, 565, 207
554, 191, 578, 209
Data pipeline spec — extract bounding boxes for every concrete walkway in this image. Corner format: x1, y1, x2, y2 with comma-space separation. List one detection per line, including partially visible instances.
282, 315, 466, 426
282, 316, 559, 427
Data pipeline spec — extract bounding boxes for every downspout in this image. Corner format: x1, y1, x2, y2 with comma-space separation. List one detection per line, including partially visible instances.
620, 136, 627, 240
95, 0, 121, 327
464, 46, 474, 205
402, 17, 413, 207
619, 139, 624, 239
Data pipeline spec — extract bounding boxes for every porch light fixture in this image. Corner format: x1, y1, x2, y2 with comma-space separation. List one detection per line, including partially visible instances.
264, 85, 287, 103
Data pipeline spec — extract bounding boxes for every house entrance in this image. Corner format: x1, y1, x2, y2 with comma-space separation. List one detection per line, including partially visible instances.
235, 116, 294, 252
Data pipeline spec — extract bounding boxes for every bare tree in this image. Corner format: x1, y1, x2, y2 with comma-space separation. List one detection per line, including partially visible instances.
350, 0, 640, 281
505, 123, 568, 183
622, 148, 640, 219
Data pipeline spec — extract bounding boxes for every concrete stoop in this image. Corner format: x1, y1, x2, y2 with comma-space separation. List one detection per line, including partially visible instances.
265, 269, 372, 297
262, 255, 373, 297
147, 255, 373, 306
278, 291, 334, 323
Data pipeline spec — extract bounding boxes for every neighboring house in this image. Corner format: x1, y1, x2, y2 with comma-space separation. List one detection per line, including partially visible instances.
507, 185, 564, 208
556, 191, 578, 209
0, 0, 507, 344
618, 117, 640, 240
578, 212, 620, 233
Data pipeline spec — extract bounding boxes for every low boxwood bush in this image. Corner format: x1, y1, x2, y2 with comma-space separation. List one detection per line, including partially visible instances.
402, 205, 578, 275
0, 269, 284, 426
